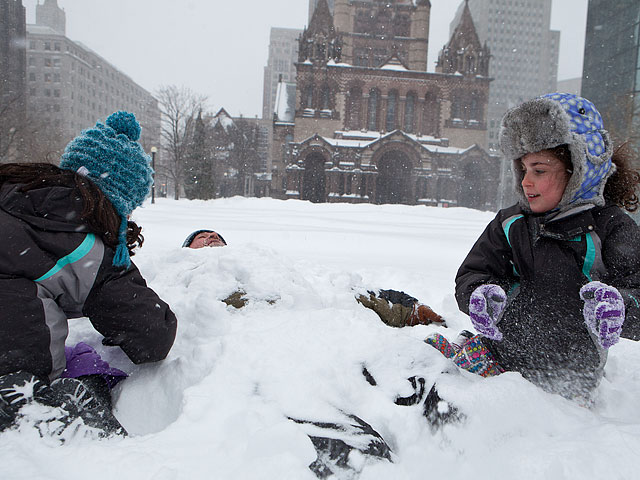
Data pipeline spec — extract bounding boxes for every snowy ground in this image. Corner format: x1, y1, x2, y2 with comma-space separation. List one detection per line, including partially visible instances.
2, 197, 640, 479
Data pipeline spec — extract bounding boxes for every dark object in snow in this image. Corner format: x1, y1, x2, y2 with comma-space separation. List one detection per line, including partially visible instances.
49, 376, 127, 437
0, 370, 126, 438
423, 384, 464, 431
290, 414, 392, 478
361, 365, 377, 386
394, 376, 426, 406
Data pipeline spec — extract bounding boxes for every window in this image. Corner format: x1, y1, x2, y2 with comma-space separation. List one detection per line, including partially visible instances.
303, 85, 314, 109
386, 90, 398, 131
44, 42, 51, 51
367, 89, 379, 131
404, 92, 416, 133
44, 73, 52, 83
347, 86, 362, 130
29, 40, 36, 50
54, 43, 61, 51
44, 58, 52, 67
29, 72, 36, 81
320, 85, 330, 110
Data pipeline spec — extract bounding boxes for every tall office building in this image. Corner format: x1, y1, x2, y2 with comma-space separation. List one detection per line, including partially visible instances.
25, 0, 160, 153
452, 0, 559, 207
0, 0, 27, 161
262, 27, 302, 121
35, 0, 65, 34
452, 0, 559, 152
582, 0, 640, 156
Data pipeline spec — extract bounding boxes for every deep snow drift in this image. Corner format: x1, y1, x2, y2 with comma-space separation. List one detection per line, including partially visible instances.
2, 197, 639, 479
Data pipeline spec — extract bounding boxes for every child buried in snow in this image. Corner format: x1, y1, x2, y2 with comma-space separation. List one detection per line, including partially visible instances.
182, 229, 445, 327
428, 93, 640, 402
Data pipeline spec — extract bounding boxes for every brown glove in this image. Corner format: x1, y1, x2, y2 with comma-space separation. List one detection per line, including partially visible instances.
407, 304, 446, 327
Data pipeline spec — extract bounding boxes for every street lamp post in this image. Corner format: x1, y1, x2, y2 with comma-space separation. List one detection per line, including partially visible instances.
150, 146, 157, 204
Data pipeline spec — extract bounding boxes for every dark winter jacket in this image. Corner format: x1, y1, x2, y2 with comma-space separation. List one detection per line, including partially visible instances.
455, 203, 640, 396
0, 182, 177, 381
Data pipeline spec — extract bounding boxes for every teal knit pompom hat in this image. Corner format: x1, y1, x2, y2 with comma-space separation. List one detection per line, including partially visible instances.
59, 111, 153, 268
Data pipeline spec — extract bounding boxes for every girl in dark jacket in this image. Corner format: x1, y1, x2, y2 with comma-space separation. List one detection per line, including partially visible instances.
0, 111, 177, 434
430, 93, 640, 402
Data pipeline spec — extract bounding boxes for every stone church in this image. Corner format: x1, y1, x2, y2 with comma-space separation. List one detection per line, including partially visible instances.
271, 0, 499, 209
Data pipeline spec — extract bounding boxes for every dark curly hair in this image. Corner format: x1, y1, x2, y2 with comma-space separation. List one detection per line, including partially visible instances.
549, 144, 640, 212
0, 162, 144, 254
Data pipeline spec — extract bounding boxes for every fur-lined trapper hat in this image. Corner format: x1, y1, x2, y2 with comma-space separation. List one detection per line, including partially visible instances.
499, 93, 614, 212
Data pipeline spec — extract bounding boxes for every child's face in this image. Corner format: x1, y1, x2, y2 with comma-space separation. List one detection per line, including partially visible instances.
520, 150, 571, 213
189, 231, 226, 248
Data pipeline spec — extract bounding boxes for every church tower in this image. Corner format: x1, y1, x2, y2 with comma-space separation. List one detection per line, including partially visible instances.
298, 0, 342, 66
436, 0, 490, 76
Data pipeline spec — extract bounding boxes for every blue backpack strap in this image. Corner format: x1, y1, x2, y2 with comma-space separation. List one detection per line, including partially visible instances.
501, 214, 523, 277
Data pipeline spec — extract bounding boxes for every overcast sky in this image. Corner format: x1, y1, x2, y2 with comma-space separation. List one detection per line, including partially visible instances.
22, 0, 588, 117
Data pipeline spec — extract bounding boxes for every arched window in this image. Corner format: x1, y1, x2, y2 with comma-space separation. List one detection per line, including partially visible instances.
347, 86, 362, 130
466, 55, 476, 74
386, 90, 398, 132
404, 92, 416, 133
320, 85, 331, 110
303, 85, 314, 109
367, 89, 379, 131
423, 92, 439, 136
469, 96, 481, 121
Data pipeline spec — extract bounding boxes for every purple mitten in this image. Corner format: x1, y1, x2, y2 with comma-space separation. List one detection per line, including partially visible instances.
62, 342, 128, 388
580, 282, 625, 349
469, 284, 506, 341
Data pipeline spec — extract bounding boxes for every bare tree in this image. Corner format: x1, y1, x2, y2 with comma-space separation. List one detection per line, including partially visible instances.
0, 93, 25, 162
156, 85, 207, 199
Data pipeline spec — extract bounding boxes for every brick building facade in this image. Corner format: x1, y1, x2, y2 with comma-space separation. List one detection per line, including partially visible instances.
271, 0, 498, 210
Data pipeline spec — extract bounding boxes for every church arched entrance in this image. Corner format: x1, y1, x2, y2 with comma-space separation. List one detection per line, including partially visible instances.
375, 150, 414, 204
302, 152, 326, 203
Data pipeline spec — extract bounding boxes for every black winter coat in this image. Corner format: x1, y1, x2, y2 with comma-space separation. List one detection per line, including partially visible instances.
455, 203, 640, 397
0, 182, 177, 381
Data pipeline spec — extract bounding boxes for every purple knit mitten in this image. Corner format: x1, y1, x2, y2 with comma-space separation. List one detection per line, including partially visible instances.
580, 281, 625, 349
469, 284, 506, 341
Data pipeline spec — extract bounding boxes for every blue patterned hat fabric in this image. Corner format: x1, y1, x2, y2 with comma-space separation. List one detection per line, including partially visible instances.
499, 92, 614, 212
541, 93, 612, 204
60, 111, 154, 268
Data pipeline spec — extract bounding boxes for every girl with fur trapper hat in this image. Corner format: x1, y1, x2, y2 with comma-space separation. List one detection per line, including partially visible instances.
0, 112, 177, 435
428, 93, 640, 402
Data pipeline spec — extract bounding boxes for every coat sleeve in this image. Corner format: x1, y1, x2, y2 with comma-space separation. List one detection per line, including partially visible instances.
82, 258, 177, 364
600, 209, 640, 341
455, 212, 517, 315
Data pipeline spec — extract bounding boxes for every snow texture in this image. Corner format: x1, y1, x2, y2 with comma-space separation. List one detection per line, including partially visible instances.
2, 197, 639, 479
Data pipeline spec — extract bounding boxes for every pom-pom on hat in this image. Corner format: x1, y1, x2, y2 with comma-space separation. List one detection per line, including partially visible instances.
499, 93, 614, 212
59, 111, 153, 268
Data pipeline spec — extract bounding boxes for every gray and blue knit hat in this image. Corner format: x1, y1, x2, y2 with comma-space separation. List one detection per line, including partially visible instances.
499, 92, 614, 212
60, 111, 153, 268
